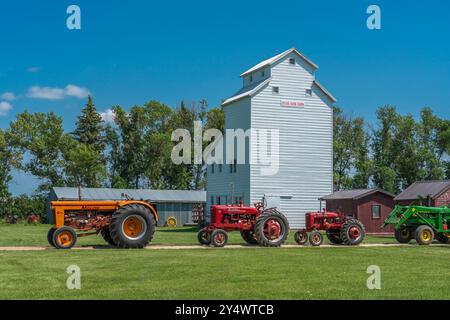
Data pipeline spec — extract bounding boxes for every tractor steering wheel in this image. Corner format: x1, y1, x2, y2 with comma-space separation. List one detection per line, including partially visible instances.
254, 202, 264, 211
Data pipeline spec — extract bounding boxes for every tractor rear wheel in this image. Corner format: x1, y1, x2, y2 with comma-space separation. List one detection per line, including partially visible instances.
52, 226, 77, 249
254, 212, 289, 247
240, 230, 258, 245
309, 230, 323, 246
211, 229, 228, 247
294, 230, 308, 245
394, 227, 413, 243
415, 225, 434, 245
436, 233, 450, 244
101, 228, 116, 246
326, 229, 343, 244
109, 204, 156, 249
197, 229, 211, 245
340, 219, 365, 245
47, 227, 56, 247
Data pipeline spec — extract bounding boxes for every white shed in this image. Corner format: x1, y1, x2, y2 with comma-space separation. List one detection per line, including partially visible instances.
207, 47, 335, 228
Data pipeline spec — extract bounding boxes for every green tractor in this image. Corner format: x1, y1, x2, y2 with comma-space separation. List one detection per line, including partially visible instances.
382, 205, 450, 245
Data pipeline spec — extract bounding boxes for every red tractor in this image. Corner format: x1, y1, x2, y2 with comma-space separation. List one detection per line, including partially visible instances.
294, 211, 365, 246
197, 202, 289, 247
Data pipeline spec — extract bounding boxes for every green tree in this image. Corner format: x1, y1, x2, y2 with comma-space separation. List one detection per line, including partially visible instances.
436, 118, 450, 162
2, 194, 46, 220
105, 101, 180, 189
445, 161, 450, 179
205, 106, 225, 132
110, 105, 147, 188
143, 101, 176, 189
391, 114, 421, 190
417, 108, 445, 180
352, 122, 372, 189
7, 111, 66, 193
371, 106, 399, 193
0, 129, 16, 199
61, 135, 106, 187
105, 123, 127, 188
333, 107, 370, 190
72, 95, 105, 154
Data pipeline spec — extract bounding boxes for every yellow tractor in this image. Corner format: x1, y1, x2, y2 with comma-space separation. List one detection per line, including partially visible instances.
48, 200, 158, 249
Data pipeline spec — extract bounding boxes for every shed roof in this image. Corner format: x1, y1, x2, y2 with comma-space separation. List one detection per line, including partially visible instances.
319, 188, 395, 201
240, 47, 318, 77
51, 187, 206, 203
394, 180, 450, 201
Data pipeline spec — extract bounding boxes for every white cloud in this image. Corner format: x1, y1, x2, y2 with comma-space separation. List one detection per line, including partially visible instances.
27, 84, 90, 100
64, 84, 90, 99
27, 67, 41, 73
1, 92, 15, 101
100, 109, 116, 123
27, 86, 65, 100
0, 101, 12, 116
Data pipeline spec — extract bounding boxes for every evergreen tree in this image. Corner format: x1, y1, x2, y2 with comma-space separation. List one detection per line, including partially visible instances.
72, 95, 105, 154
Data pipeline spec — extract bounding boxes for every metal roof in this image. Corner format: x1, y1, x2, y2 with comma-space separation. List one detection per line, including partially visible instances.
319, 188, 395, 201
240, 47, 318, 77
394, 180, 450, 201
51, 187, 206, 203
222, 78, 271, 106
313, 80, 337, 103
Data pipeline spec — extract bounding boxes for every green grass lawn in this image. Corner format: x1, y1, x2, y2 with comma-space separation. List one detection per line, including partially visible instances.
1, 223, 449, 300
1, 246, 450, 299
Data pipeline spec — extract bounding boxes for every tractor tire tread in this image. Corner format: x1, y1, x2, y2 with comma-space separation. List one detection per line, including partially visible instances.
254, 212, 289, 247
340, 218, 365, 246
109, 204, 155, 249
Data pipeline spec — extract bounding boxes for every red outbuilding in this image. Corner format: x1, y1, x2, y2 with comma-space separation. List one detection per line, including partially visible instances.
394, 180, 450, 207
319, 188, 395, 234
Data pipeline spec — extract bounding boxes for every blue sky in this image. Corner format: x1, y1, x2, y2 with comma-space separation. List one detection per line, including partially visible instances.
1, 0, 449, 194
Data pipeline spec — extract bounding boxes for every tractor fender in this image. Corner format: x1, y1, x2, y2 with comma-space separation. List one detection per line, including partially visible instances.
117, 201, 158, 223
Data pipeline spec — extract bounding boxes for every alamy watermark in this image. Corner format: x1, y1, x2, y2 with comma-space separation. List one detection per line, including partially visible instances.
366, 265, 381, 290
66, 265, 81, 290
367, 5, 381, 30
171, 121, 280, 176
66, 5, 81, 30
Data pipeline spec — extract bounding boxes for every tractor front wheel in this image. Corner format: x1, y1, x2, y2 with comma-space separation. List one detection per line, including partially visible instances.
52, 226, 77, 249
415, 225, 434, 245
254, 212, 289, 247
110, 204, 156, 249
436, 233, 450, 244
309, 230, 323, 246
197, 229, 211, 245
340, 219, 365, 245
47, 227, 56, 247
294, 230, 308, 245
211, 229, 228, 247
394, 227, 413, 244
